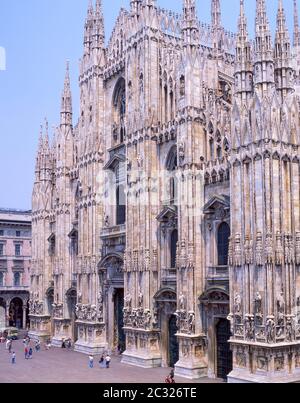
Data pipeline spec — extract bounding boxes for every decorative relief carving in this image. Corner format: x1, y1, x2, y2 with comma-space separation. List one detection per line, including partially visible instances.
296, 232, 300, 265
233, 234, 242, 266
257, 355, 268, 371
244, 235, 253, 265
75, 303, 98, 322
255, 232, 264, 266
275, 232, 284, 265
52, 303, 63, 318
274, 355, 285, 372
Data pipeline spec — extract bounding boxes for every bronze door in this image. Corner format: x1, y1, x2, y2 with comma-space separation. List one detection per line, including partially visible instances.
169, 315, 179, 368
216, 319, 232, 380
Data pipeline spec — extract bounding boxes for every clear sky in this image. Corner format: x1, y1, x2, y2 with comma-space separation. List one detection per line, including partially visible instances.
0, 0, 295, 209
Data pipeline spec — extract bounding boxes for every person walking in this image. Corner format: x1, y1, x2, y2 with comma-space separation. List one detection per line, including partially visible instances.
35, 340, 40, 352
99, 355, 105, 368
11, 352, 16, 364
165, 372, 175, 384
89, 355, 94, 368
105, 354, 111, 369
28, 347, 33, 359
24, 346, 28, 359
8, 340, 12, 354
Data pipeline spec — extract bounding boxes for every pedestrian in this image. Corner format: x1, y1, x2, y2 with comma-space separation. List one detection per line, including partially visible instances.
8, 340, 12, 354
61, 339, 66, 349
165, 372, 175, 384
5, 338, 10, 350
67, 339, 72, 350
99, 355, 105, 368
105, 354, 111, 369
45, 339, 51, 350
11, 352, 16, 364
28, 347, 33, 359
35, 340, 40, 352
24, 346, 28, 359
89, 355, 94, 368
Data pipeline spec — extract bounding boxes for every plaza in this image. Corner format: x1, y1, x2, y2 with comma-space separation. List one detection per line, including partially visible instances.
0, 339, 221, 384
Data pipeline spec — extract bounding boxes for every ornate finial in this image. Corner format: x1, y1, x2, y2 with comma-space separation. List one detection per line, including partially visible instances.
211, 0, 221, 27
61, 61, 72, 125
294, 0, 300, 47
183, 0, 197, 22
182, 0, 199, 45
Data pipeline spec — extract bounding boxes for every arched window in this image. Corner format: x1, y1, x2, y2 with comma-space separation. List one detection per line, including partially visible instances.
217, 223, 230, 266
112, 78, 126, 145
170, 229, 178, 269
209, 138, 214, 160
166, 147, 178, 205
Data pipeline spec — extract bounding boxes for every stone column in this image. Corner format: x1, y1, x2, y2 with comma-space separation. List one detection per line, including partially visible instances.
5, 304, 10, 327
22, 304, 27, 330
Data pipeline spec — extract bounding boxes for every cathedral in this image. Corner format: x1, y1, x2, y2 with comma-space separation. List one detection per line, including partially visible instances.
30, 0, 300, 383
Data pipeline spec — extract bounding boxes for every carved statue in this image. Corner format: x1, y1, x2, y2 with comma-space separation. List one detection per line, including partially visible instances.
124, 292, 132, 310
234, 293, 242, 314
266, 318, 276, 344
179, 292, 186, 311
254, 292, 262, 315
138, 288, 143, 308
188, 311, 195, 334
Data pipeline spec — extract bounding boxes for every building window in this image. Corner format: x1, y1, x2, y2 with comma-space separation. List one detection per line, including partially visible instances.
0, 244, 3, 256
166, 147, 178, 205
15, 244, 21, 257
217, 222, 230, 266
112, 78, 126, 145
16, 231, 21, 237
115, 162, 126, 225
170, 229, 178, 269
0, 230, 3, 236
14, 272, 21, 287
0, 272, 3, 286
116, 184, 126, 225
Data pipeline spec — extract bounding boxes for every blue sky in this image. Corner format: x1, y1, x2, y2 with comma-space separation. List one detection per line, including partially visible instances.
0, 0, 295, 209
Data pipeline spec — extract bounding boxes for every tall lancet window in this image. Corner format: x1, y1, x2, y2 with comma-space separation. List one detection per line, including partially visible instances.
112, 78, 126, 145
217, 222, 230, 266
115, 162, 126, 225
170, 229, 178, 269
166, 147, 178, 205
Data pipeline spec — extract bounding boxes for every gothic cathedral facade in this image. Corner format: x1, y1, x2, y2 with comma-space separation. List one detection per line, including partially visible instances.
30, 0, 300, 382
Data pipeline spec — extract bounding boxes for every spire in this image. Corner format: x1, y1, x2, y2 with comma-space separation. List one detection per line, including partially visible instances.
183, 0, 197, 22
44, 118, 50, 152
130, 0, 142, 15
255, 0, 272, 57
211, 0, 221, 28
294, 0, 300, 47
254, 0, 275, 94
274, 0, 294, 99
61, 61, 73, 126
182, 0, 199, 46
35, 124, 43, 178
92, 0, 105, 50
234, 0, 253, 101
83, 0, 94, 56
275, 0, 290, 59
